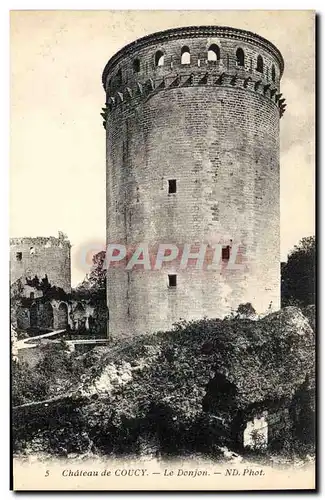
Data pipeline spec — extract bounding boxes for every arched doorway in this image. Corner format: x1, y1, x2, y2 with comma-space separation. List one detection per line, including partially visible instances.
58, 302, 68, 329
88, 315, 95, 330
30, 303, 38, 328
42, 302, 54, 329
17, 306, 29, 330
73, 303, 86, 331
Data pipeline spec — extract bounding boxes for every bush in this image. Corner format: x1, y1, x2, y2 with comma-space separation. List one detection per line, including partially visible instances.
12, 360, 49, 407
12, 341, 85, 407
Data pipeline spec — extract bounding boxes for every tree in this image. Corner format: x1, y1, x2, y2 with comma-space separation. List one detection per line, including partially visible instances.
281, 236, 315, 307
87, 251, 106, 291
72, 251, 108, 335
75, 251, 106, 299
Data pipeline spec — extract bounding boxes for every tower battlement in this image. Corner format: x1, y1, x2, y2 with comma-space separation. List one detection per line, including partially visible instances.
101, 25, 286, 124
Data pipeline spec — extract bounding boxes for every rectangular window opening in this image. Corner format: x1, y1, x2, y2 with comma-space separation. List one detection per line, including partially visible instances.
222, 245, 230, 261
168, 274, 177, 287
168, 179, 177, 194
16, 252, 22, 261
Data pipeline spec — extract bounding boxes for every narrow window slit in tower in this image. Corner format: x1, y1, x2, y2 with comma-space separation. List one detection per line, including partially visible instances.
256, 55, 264, 73
16, 252, 22, 261
222, 245, 230, 261
168, 179, 177, 194
116, 68, 122, 86
168, 274, 177, 287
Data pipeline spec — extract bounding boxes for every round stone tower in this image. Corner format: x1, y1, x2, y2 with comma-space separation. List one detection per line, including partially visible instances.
102, 25, 285, 338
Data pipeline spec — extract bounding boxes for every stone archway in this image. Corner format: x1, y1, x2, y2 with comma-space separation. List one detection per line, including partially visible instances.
42, 302, 54, 329
58, 302, 68, 329
73, 303, 86, 331
30, 303, 38, 328
17, 306, 30, 330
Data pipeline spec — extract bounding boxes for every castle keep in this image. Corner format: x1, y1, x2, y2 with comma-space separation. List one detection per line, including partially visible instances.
102, 26, 285, 338
10, 234, 71, 293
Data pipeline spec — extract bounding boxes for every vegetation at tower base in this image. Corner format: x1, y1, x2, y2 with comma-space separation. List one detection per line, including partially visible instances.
12, 306, 314, 460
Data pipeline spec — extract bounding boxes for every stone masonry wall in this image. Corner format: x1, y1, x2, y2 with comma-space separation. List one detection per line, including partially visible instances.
10, 237, 71, 293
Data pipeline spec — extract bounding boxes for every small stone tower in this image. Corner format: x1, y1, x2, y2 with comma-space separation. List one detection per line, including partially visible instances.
10, 233, 71, 293
102, 26, 285, 338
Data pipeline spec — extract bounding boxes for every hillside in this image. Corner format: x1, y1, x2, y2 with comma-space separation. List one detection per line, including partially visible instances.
12, 306, 315, 458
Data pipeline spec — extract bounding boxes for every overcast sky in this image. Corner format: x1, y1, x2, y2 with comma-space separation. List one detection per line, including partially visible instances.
10, 10, 315, 286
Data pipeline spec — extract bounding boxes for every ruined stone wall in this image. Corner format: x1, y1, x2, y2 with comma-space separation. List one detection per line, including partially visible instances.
14, 293, 106, 336
10, 236, 71, 293
102, 26, 285, 338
